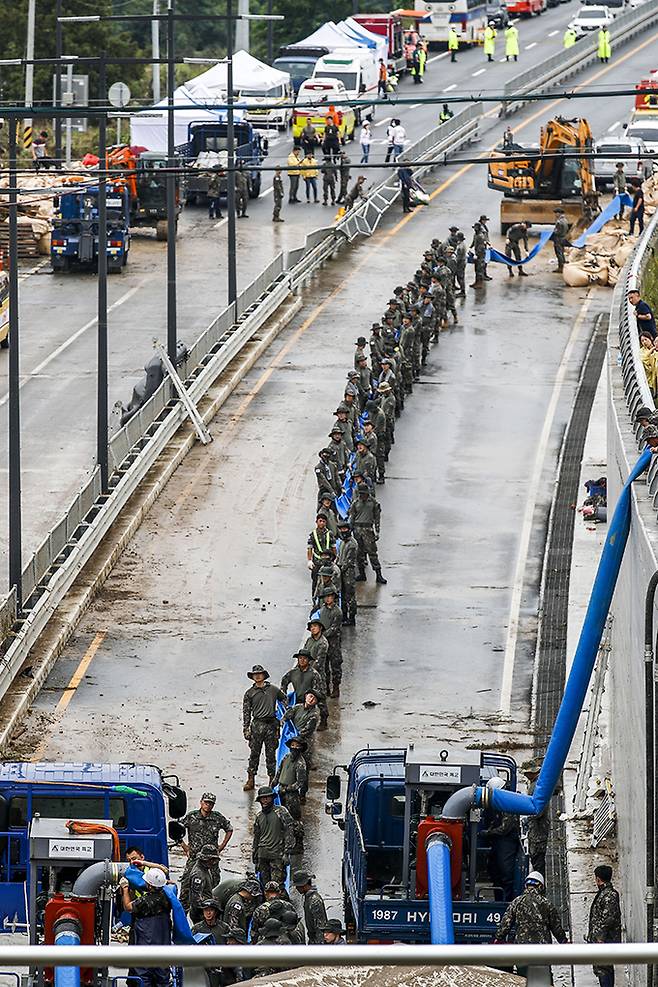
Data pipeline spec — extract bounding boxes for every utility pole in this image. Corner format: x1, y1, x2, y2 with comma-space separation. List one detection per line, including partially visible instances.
227, 0, 237, 307
8, 119, 22, 609
97, 54, 109, 494
235, 0, 249, 53
55, 0, 63, 163
152, 0, 161, 102
24, 0, 37, 128
267, 0, 274, 64
166, 0, 177, 363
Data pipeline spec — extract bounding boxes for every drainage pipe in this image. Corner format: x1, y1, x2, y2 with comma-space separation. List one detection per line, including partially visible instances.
426, 833, 454, 945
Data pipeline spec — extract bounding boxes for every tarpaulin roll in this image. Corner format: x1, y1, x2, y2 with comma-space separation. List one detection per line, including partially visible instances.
486, 229, 554, 267
571, 193, 633, 248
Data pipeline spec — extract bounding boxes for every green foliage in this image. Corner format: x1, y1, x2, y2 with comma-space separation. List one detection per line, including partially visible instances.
642, 256, 658, 315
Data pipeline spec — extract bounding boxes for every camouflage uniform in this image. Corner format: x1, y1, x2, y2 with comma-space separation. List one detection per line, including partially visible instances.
496, 886, 568, 945
337, 527, 358, 625
304, 629, 329, 723
272, 172, 284, 222
179, 808, 232, 908
398, 320, 415, 395
527, 780, 550, 876
435, 260, 457, 323
318, 597, 343, 697
552, 213, 570, 271
321, 158, 337, 205
284, 702, 319, 766
301, 887, 329, 944
273, 749, 308, 820
471, 227, 487, 285
587, 881, 621, 983
243, 682, 287, 779
252, 804, 295, 886
349, 492, 382, 578
223, 892, 254, 936
235, 169, 249, 217
188, 852, 221, 923
280, 662, 324, 706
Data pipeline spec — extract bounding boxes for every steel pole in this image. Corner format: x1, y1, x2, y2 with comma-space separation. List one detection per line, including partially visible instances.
8, 118, 22, 609
166, 0, 177, 363
97, 55, 109, 493
152, 0, 161, 102
227, 0, 237, 306
267, 0, 274, 64
24, 0, 36, 129
55, 0, 63, 163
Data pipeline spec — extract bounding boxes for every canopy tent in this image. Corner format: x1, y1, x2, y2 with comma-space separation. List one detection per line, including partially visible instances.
338, 17, 388, 59
186, 50, 290, 97
293, 21, 367, 51
129, 82, 224, 152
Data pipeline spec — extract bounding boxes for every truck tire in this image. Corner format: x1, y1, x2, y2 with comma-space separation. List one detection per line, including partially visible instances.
108, 258, 123, 274
250, 175, 261, 199
156, 219, 168, 241
52, 257, 70, 273
0, 336, 9, 349
501, 221, 509, 235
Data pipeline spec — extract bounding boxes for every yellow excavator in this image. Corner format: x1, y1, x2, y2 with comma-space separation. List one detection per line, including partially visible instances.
488, 117, 599, 234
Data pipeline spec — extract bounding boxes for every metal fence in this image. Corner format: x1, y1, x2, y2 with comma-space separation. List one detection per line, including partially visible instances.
501, 1, 658, 116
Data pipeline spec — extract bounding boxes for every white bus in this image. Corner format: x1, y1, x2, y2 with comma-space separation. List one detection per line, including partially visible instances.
420, 0, 488, 45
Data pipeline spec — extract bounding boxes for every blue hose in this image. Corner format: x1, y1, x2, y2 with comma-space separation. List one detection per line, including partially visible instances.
426, 834, 455, 944
54, 928, 81, 987
477, 447, 651, 817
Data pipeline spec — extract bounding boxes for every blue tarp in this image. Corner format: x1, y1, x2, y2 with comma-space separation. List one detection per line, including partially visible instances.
476, 447, 651, 818
486, 193, 634, 266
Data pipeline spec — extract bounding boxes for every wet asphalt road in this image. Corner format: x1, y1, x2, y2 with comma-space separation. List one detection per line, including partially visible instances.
0, 1, 589, 582
11, 25, 658, 913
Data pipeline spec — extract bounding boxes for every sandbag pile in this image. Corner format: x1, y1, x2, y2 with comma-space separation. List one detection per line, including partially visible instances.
563, 223, 641, 288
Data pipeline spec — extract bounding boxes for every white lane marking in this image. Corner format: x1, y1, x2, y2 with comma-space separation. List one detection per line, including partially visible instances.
409, 103, 422, 109
499, 290, 593, 716
548, 29, 559, 36
525, 41, 537, 49
427, 50, 450, 63
607, 120, 620, 132
375, 115, 392, 128
262, 186, 273, 197
18, 259, 50, 282
499, 57, 507, 62
443, 83, 457, 92
213, 218, 227, 230
0, 281, 146, 407
472, 68, 487, 76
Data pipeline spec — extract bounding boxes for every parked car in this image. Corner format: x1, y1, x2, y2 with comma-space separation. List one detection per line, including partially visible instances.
568, 4, 615, 36
593, 136, 652, 189
485, 1, 510, 26
624, 118, 658, 155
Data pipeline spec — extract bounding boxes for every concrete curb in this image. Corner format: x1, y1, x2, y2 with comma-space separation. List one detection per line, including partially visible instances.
0, 294, 303, 752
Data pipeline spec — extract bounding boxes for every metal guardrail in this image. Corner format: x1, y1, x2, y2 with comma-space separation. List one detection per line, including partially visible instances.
501, 1, 658, 116
0, 104, 483, 709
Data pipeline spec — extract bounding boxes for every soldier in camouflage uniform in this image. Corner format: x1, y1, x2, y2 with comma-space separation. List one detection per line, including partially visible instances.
524, 762, 550, 876
318, 587, 343, 698
377, 382, 396, 450
242, 665, 287, 791
349, 483, 386, 584
435, 256, 458, 325
337, 518, 358, 626
252, 786, 295, 886
398, 315, 415, 396
235, 164, 249, 218
293, 870, 328, 945
273, 736, 308, 820
282, 908, 306, 945
495, 871, 568, 975
250, 883, 289, 942
179, 792, 233, 909
454, 231, 467, 296
428, 277, 446, 341
223, 879, 262, 937
304, 615, 329, 724
188, 844, 222, 923
470, 222, 488, 288
284, 691, 320, 767
587, 865, 621, 987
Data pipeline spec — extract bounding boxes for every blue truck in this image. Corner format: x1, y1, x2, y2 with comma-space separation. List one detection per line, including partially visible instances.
326, 745, 528, 943
51, 184, 131, 273
182, 119, 268, 205
0, 761, 186, 928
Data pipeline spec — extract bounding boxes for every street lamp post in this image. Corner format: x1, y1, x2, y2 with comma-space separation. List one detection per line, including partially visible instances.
166, 0, 177, 364
226, 0, 237, 307
97, 53, 109, 494
8, 119, 22, 608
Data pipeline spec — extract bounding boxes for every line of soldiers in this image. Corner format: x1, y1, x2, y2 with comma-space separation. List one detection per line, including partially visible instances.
168, 226, 484, 971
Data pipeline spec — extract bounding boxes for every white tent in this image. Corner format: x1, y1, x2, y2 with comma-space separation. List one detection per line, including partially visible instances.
293, 21, 366, 52
129, 82, 224, 152
186, 50, 290, 97
338, 17, 388, 60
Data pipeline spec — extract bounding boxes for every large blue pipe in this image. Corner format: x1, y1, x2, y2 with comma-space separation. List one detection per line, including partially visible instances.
475, 447, 651, 818
54, 922, 81, 987
426, 833, 455, 944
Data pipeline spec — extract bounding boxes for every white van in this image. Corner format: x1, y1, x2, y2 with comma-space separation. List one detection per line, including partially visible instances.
312, 48, 378, 122
240, 80, 293, 131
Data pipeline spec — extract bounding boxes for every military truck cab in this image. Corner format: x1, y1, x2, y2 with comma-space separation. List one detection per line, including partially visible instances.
183, 120, 268, 205
0, 762, 186, 929
326, 745, 527, 943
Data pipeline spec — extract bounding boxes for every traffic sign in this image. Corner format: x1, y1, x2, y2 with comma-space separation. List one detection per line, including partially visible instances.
108, 82, 131, 108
